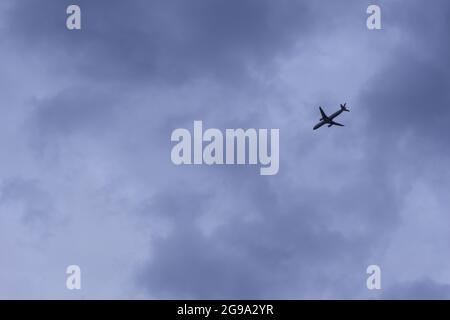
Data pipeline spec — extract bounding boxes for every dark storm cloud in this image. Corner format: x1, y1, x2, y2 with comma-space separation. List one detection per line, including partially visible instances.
354, 0, 450, 298
137, 159, 401, 298
361, 52, 450, 144
8, 0, 316, 148
360, 0, 450, 146
7, 0, 313, 84
136, 182, 364, 299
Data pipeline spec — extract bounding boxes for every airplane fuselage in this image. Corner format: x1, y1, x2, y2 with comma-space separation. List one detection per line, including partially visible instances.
313, 104, 348, 130
327, 109, 344, 120
313, 120, 328, 130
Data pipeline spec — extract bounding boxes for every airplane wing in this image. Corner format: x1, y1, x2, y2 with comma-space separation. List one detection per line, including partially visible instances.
319, 107, 327, 119
330, 120, 344, 127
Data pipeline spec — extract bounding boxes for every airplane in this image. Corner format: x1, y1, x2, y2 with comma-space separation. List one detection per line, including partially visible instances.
313, 103, 350, 130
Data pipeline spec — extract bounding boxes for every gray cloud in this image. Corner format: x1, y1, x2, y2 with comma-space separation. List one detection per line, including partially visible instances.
7, 0, 314, 85
1, 0, 450, 299
0, 178, 55, 229
384, 279, 450, 300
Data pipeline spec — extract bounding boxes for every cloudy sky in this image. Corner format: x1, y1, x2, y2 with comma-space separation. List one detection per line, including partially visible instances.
1, 0, 450, 299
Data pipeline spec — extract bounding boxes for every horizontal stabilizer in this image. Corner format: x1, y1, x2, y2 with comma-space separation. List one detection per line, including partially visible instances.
340, 103, 350, 112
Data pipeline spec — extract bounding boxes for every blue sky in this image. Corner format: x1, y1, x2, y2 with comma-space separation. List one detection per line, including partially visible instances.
1, 0, 450, 299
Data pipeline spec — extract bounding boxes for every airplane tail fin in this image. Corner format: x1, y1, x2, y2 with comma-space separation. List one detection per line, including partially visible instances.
340, 103, 349, 112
